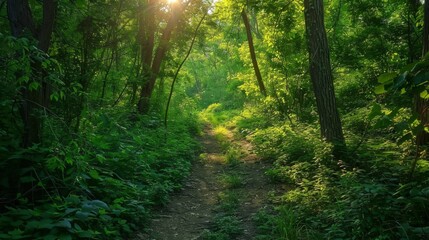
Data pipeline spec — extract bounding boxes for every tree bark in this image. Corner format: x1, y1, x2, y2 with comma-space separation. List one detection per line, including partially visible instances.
304, 0, 345, 148
241, 9, 267, 97
140, 0, 156, 70
7, 0, 57, 147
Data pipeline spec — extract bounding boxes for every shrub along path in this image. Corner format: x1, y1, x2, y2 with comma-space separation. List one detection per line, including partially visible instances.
137, 125, 276, 240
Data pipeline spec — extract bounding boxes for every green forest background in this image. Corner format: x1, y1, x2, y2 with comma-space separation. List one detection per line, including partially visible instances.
1, 0, 429, 239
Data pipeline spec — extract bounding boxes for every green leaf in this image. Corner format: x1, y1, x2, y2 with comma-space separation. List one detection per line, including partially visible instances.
50, 92, 59, 101
55, 220, 72, 229
29, 81, 40, 91
368, 103, 382, 120
413, 71, 429, 86
420, 90, 429, 99
393, 71, 408, 89
75, 211, 91, 221
89, 169, 100, 180
401, 62, 419, 72
377, 72, 396, 83
374, 85, 386, 94
89, 200, 109, 210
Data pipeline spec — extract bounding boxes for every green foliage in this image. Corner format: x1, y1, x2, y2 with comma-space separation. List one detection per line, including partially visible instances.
0, 196, 127, 239
375, 58, 429, 98
0, 109, 198, 238
254, 207, 317, 240
1, 0, 429, 239
202, 215, 243, 240
202, 189, 243, 240
219, 174, 243, 189
251, 124, 333, 166
374, 57, 429, 143
250, 118, 429, 239
225, 146, 242, 166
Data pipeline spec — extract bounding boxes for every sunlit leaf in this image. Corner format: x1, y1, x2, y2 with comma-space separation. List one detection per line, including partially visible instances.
377, 72, 396, 83
374, 85, 386, 94
420, 90, 429, 99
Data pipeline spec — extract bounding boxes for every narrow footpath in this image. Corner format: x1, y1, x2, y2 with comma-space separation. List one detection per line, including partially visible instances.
137, 126, 275, 240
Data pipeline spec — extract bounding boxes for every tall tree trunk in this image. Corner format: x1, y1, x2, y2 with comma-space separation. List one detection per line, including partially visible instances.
304, 0, 345, 149
140, 0, 155, 70
416, 1, 429, 146
241, 9, 267, 97
7, 0, 57, 147
137, 2, 183, 114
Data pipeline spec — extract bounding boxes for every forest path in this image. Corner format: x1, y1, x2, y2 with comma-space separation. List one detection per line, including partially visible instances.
138, 125, 275, 240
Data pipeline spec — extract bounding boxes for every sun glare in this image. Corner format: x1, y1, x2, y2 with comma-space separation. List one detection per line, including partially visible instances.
167, 0, 178, 4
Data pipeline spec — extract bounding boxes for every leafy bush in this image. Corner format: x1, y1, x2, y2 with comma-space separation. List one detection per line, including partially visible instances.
251, 124, 333, 165
248, 115, 429, 239
0, 109, 198, 239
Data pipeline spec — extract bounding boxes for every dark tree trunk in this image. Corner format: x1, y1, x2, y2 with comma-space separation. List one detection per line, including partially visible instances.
7, 0, 57, 147
304, 0, 345, 149
137, 3, 183, 114
416, 0, 429, 146
407, 0, 420, 63
241, 9, 267, 97
140, 0, 155, 70
6, 0, 36, 37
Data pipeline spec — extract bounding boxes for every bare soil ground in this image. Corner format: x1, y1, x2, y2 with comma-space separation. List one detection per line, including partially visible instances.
136, 126, 275, 240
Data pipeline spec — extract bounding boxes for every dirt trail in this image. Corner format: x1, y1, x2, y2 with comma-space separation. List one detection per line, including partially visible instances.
139, 126, 274, 240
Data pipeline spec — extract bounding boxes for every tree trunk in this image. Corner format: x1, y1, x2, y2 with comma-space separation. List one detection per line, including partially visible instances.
7, 0, 56, 147
416, 0, 429, 146
137, 2, 183, 114
241, 9, 267, 97
304, 0, 345, 149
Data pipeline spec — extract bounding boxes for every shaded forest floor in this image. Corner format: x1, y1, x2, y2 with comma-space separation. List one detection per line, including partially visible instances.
137, 125, 280, 240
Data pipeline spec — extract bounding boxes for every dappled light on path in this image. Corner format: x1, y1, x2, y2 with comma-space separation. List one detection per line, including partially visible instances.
137, 125, 275, 240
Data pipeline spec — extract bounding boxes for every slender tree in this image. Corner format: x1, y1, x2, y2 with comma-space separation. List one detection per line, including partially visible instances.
304, 0, 345, 149
241, 8, 267, 97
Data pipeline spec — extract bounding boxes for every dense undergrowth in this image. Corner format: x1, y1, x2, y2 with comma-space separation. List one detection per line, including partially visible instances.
200, 101, 429, 239
238, 107, 429, 239
0, 109, 199, 239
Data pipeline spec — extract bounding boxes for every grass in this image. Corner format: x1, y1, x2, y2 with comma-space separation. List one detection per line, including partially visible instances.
254, 206, 315, 240
219, 173, 243, 189
225, 146, 242, 166
202, 190, 243, 240
213, 126, 232, 150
